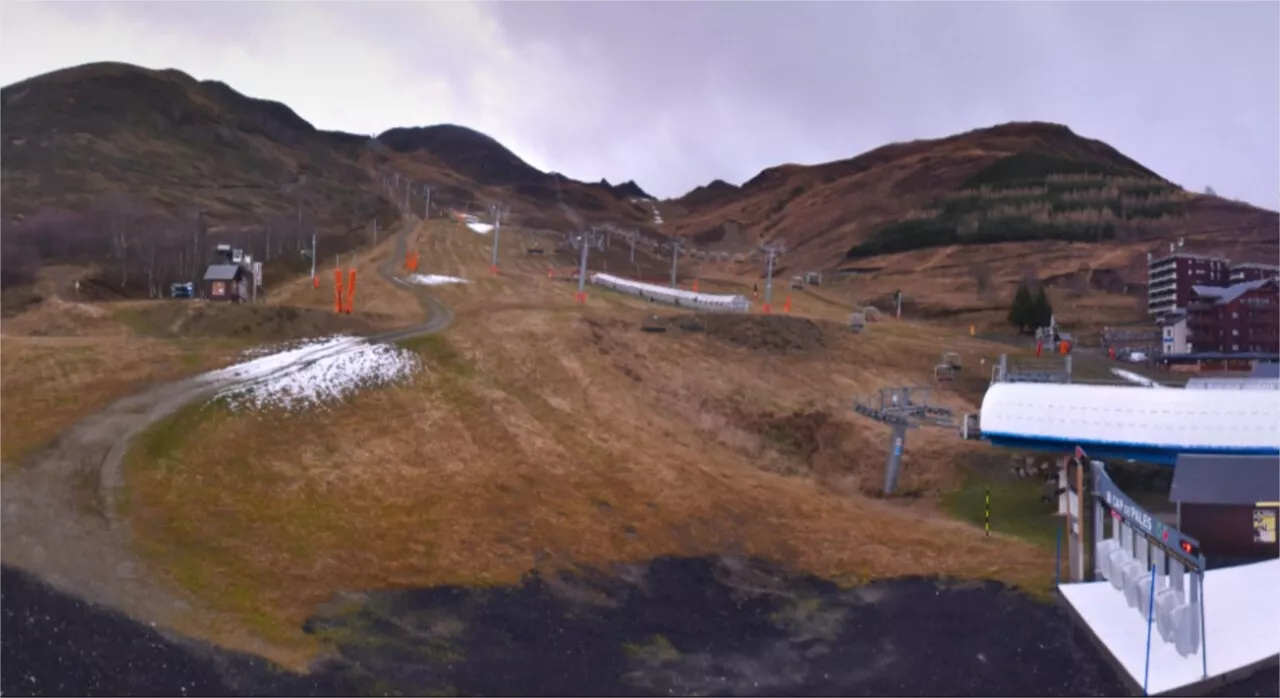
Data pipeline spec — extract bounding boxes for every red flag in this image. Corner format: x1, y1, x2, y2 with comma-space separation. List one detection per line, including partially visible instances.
1074, 445, 1088, 461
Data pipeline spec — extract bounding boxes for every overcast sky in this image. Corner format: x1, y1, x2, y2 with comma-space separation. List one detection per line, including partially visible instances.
2, 1, 1277, 209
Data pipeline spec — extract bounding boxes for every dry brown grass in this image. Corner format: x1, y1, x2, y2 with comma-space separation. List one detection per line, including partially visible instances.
122, 213, 1053, 669
0, 334, 242, 464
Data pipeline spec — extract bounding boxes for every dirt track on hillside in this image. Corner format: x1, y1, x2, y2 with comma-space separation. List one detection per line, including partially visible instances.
0, 223, 452, 663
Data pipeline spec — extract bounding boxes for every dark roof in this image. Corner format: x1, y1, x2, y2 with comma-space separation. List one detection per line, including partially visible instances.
1190, 278, 1277, 305
203, 264, 243, 281
1252, 362, 1280, 379
1170, 454, 1280, 505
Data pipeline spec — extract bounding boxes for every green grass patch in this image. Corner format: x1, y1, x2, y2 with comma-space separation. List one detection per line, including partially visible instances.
397, 332, 474, 378
944, 472, 1063, 551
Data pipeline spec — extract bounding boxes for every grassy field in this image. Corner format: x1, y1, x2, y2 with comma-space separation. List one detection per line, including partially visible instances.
111, 213, 1065, 669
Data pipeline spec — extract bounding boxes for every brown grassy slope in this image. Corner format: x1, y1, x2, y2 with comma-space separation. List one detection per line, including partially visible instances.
124, 212, 1049, 668
372, 127, 655, 234
1, 62, 659, 297
1, 62, 396, 243
658, 122, 1279, 292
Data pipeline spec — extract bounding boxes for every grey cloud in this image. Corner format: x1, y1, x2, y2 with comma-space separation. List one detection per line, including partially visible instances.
5, 1, 1277, 208
488, 1, 1279, 206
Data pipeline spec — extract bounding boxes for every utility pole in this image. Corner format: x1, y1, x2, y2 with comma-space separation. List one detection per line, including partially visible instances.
667, 239, 684, 288
423, 185, 432, 219
573, 228, 604, 304
629, 230, 636, 263
759, 242, 786, 313
373, 218, 380, 246
488, 203, 504, 274
309, 232, 316, 280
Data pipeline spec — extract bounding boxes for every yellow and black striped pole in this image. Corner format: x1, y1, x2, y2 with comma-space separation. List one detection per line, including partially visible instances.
985, 487, 990, 537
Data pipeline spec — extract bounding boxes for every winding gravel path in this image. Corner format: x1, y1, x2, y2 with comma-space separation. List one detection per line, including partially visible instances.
0, 232, 451, 661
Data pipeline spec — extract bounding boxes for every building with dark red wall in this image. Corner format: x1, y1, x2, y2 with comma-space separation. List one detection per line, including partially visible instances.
1147, 252, 1230, 317
1229, 262, 1280, 284
1186, 278, 1279, 354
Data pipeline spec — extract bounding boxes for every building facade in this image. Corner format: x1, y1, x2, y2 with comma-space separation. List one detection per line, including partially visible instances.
1229, 262, 1280, 284
1147, 252, 1230, 317
1185, 278, 1279, 354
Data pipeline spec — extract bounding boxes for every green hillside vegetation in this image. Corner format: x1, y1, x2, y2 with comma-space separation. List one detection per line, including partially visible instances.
846, 153, 1189, 260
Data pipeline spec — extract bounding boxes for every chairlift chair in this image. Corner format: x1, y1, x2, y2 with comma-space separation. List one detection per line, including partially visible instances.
934, 364, 955, 384
942, 352, 962, 371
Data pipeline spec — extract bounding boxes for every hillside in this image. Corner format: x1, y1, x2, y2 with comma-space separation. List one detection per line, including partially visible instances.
660, 122, 1278, 292
0, 62, 655, 299
4, 62, 1275, 320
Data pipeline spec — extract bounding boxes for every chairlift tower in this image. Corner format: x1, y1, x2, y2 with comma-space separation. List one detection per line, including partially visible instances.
488, 203, 507, 274
758, 242, 786, 312
570, 228, 606, 303
852, 386, 959, 495
660, 240, 685, 288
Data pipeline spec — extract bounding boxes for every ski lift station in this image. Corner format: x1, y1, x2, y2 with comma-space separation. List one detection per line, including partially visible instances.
966, 365, 1280, 695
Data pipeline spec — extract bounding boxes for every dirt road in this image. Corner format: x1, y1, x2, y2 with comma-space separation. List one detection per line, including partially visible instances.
0, 229, 452, 661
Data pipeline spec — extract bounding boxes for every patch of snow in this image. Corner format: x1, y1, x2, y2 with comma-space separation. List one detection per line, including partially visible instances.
1110, 368, 1166, 388
407, 273, 469, 286
201, 335, 421, 412
466, 222, 495, 234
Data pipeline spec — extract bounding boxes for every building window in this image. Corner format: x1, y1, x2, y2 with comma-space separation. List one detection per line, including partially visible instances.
1232, 344, 1240, 351
1233, 312, 1239, 319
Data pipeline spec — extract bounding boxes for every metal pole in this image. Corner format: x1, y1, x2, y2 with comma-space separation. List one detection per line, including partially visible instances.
764, 251, 776, 306
577, 233, 590, 296
374, 218, 379, 246
424, 187, 431, 219
490, 205, 502, 270
630, 233, 636, 263
669, 243, 680, 288
882, 423, 907, 495
310, 232, 316, 279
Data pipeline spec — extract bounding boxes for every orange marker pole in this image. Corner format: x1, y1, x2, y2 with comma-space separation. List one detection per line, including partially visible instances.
346, 269, 357, 314
313, 275, 320, 289
333, 269, 343, 314
762, 303, 772, 315
784, 295, 792, 314
692, 279, 700, 292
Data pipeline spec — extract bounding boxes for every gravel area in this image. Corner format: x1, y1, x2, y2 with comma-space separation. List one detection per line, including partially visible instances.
5, 557, 1277, 697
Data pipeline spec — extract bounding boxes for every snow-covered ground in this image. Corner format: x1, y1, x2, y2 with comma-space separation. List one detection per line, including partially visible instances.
466, 221, 495, 234
201, 335, 421, 412
407, 274, 469, 286
1110, 367, 1166, 388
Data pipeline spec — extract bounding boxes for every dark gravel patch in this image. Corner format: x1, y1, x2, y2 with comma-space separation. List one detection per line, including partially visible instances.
0, 565, 352, 697
5, 558, 1276, 697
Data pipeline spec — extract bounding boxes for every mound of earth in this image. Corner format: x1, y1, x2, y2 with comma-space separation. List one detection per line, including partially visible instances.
697, 314, 826, 354
117, 302, 386, 341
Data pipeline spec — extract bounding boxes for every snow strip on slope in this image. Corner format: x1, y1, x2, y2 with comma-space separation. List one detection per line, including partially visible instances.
1110, 367, 1167, 388
407, 274, 469, 286
202, 335, 420, 412
466, 222, 495, 234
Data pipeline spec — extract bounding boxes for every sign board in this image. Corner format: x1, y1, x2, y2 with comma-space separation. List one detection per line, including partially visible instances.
1092, 460, 1203, 569
1255, 508, 1277, 544
252, 261, 263, 287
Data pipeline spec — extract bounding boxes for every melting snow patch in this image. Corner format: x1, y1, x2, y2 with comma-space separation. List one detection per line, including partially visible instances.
466, 222, 495, 234
202, 335, 420, 412
407, 273, 469, 286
